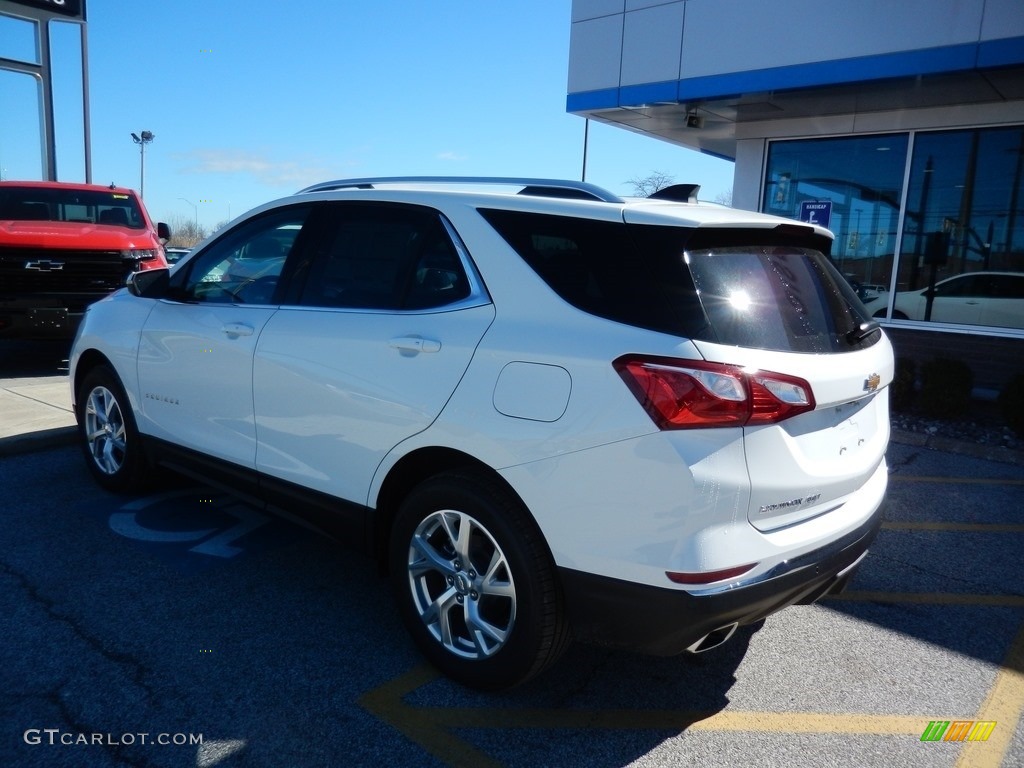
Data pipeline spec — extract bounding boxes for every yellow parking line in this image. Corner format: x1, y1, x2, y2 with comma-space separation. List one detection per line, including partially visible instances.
358, 666, 501, 768
829, 592, 1024, 607
360, 595, 1024, 765
956, 621, 1024, 768
889, 475, 1024, 485
426, 707, 943, 734
359, 665, 987, 766
882, 522, 1024, 533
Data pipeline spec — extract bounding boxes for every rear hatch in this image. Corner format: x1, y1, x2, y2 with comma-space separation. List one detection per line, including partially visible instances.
618, 214, 892, 531
655, 226, 891, 530
480, 204, 893, 532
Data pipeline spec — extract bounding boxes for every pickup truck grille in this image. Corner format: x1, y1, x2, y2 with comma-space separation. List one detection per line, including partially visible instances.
0, 247, 128, 296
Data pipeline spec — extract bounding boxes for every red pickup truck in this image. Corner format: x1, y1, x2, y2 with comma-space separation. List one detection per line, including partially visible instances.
0, 181, 171, 339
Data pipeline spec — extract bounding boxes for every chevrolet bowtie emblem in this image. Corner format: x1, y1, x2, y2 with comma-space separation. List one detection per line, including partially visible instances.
25, 260, 65, 271
863, 373, 881, 392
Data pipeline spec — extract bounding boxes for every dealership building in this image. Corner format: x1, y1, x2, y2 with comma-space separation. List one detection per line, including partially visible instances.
568, 0, 1024, 391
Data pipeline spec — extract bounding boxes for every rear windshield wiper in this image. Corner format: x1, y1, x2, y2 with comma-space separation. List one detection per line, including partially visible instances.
846, 321, 880, 345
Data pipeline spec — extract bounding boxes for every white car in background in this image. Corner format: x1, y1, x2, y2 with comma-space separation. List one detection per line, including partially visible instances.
70, 177, 893, 689
866, 270, 1024, 329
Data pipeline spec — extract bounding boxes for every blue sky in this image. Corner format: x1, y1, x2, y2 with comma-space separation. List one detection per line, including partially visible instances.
4, 0, 734, 230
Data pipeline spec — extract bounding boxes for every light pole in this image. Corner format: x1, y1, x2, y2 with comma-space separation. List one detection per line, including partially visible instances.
130, 131, 154, 198
178, 197, 198, 233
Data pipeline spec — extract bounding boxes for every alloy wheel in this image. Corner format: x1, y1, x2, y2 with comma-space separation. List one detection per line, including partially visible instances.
406, 509, 517, 660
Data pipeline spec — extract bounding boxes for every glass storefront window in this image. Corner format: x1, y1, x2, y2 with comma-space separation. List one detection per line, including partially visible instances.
763, 134, 909, 307
893, 126, 1024, 330
764, 126, 1024, 333
0, 69, 44, 180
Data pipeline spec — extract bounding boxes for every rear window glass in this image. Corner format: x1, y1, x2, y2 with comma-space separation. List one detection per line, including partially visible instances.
684, 245, 874, 353
480, 208, 876, 353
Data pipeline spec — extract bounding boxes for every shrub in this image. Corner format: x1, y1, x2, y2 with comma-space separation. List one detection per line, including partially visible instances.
918, 357, 973, 419
998, 373, 1024, 436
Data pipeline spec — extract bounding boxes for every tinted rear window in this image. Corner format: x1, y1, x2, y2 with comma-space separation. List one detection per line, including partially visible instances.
683, 245, 874, 353
480, 209, 876, 353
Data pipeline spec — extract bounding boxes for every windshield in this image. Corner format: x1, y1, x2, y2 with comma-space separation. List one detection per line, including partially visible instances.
0, 187, 146, 229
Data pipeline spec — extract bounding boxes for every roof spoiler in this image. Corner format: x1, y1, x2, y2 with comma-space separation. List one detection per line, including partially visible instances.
647, 184, 701, 203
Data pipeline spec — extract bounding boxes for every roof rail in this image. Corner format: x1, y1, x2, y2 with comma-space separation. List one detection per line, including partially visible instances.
296, 176, 623, 203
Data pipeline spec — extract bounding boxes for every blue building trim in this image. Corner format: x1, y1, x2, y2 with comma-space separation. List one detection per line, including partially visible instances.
567, 38, 1024, 113
618, 80, 678, 106
978, 36, 1024, 68
566, 87, 620, 112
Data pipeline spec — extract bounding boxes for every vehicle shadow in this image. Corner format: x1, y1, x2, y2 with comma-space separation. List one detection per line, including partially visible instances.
0, 339, 71, 378
41, 453, 758, 768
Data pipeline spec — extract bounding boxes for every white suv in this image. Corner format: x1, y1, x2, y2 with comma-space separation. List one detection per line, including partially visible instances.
70, 177, 893, 689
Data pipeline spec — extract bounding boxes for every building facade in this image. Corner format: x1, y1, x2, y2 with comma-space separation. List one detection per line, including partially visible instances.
568, 0, 1024, 390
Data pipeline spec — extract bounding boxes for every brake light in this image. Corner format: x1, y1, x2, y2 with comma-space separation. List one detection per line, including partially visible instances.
613, 355, 815, 429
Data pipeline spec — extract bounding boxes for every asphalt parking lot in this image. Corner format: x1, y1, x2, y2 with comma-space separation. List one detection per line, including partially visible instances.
1, 348, 1022, 766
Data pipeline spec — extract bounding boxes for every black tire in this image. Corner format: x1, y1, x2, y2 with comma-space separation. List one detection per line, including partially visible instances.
389, 471, 570, 690
77, 365, 151, 493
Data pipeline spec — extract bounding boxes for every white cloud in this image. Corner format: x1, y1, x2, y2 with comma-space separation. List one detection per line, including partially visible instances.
178, 149, 333, 189
437, 150, 468, 162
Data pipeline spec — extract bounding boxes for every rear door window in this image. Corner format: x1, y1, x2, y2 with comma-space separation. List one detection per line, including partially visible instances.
294, 203, 472, 311
478, 209, 707, 336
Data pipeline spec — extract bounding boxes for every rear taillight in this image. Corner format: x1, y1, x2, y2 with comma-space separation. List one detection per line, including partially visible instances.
613, 355, 815, 429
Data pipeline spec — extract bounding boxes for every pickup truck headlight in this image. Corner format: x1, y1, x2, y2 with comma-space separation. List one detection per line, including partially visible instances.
121, 249, 158, 261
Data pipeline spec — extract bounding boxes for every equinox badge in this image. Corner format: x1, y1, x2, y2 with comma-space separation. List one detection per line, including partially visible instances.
25, 259, 65, 271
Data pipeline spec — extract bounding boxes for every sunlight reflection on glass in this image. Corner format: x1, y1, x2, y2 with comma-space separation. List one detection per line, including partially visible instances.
728, 290, 752, 311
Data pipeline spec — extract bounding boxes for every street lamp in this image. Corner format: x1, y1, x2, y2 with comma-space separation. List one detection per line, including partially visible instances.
178, 197, 197, 232
130, 131, 154, 198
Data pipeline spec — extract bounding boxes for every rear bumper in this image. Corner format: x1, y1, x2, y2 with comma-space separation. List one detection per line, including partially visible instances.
559, 503, 883, 656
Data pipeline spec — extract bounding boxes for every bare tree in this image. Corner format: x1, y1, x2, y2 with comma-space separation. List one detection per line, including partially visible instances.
165, 214, 208, 247
714, 188, 733, 207
626, 171, 675, 197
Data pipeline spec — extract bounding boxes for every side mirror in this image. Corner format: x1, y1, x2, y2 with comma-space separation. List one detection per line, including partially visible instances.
157, 222, 171, 243
127, 267, 170, 298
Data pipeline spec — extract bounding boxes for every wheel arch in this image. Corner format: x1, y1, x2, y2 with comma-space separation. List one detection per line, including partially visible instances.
372, 447, 537, 573
72, 349, 116, 416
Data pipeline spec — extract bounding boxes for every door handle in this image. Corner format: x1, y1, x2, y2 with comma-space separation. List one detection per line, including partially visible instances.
222, 322, 254, 337
389, 336, 441, 353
